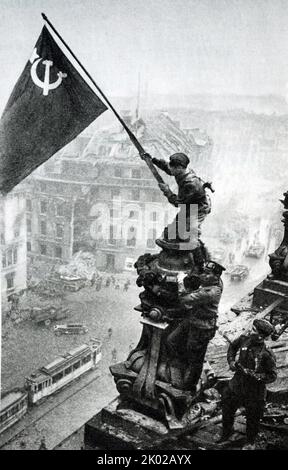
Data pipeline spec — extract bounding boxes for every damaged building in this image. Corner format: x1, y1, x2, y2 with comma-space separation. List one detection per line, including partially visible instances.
20, 112, 212, 277
0, 191, 27, 303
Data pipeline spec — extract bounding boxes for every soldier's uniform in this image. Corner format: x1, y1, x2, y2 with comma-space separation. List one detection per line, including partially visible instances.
152, 154, 211, 241
166, 261, 224, 393
221, 322, 277, 446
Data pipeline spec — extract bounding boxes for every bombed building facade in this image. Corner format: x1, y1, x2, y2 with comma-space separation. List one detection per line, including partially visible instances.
19, 112, 212, 278
0, 191, 27, 302
3, 107, 286, 289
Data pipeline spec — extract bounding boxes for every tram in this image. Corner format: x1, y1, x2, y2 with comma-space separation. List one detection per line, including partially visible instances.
25, 339, 102, 404
0, 389, 28, 434
0, 339, 102, 434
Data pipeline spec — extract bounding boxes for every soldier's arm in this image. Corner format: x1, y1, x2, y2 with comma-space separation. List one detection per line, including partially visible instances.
255, 351, 277, 384
166, 192, 179, 206
165, 182, 199, 206
158, 185, 179, 206
227, 335, 244, 367
151, 158, 173, 175
180, 285, 222, 308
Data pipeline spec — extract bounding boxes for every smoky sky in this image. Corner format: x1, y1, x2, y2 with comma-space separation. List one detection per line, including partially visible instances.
1, 0, 288, 112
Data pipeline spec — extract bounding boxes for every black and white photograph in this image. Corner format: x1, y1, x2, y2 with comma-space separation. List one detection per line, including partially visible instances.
1, 0, 288, 453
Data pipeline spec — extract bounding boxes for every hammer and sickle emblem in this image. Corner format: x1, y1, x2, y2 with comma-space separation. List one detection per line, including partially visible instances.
30, 48, 67, 96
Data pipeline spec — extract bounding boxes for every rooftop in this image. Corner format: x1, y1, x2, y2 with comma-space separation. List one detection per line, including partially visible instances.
1, 390, 26, 412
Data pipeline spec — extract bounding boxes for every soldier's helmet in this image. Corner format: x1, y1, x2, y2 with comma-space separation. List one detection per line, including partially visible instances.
204, 260, 226, 277
169, 153, 190, 168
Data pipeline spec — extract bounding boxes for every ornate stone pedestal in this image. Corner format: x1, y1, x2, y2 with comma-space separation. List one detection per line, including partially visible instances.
252, 192, 288, 325
84, 397, 170, 450
84, 397, 247, 450
84, 238, 209, 449
108, 240, 210, 428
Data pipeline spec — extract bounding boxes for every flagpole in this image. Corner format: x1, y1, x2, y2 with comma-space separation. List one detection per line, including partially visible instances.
41, 13, 164, 185
0, 195, 3, 399
0, 206, 2, 398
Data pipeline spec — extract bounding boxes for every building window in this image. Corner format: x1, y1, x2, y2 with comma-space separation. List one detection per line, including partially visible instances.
2, 254, 6, 268
111, 188, 120, 198
74, 225, 81, 238
40, 244, 47, 255
74, 202, 82, 216
114, 168, 122, 177
56, 202, 64, 216
127, 227, 137, 247
13, 248, 17, 264
26, 199, 32, 212
110, 209, 118, 219
151, 212, 158, 222
1, 232, 5, 244
40, 182, 47, 192
7, 250, 12, 266
14, 227, 20, 238
26, 219, 32, 233
40, 221, 47, 235
6, 273, 15, 290
27, 219, 32, 234
129, 211, 138, 219
147, 229, 157, 249
27, 241, 31, 252
55, 246, 62, 259
132, 168, 141, 179
109, 225, 116, 245
56, 224, 64, 238
131, 189, 140, 201
40, 200, 48, 214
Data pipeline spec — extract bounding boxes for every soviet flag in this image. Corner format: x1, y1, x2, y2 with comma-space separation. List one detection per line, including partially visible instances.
0, 26, 107, 194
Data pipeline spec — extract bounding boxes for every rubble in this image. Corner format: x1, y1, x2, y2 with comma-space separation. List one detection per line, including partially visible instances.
30, 276, 67, 298
263, 403, 288, 425
57, 250, 99, 281
2, 283, 65, 327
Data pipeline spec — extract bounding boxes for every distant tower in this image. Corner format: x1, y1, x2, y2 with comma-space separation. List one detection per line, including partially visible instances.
136, 71, 141, 121
134, 72, 141, 138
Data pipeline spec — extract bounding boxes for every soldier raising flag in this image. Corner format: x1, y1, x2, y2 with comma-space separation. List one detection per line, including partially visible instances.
0, 13, 198, 204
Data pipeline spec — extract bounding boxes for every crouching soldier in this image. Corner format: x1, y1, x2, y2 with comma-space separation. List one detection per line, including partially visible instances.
166, 261, 225, 394
218, 319, 277, 450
